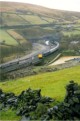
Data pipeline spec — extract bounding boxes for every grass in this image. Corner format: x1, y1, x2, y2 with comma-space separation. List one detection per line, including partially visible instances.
0, 65, 80, 120
7, 30, 27, 44
41, 17, 54, 23
43, 27, 54, 30
1, 13, 26, 26
0, 29, 18, 45
16, 26, 54, 39
0, 65, 80, 101
0, 109, 21, 120
19, 15, 48, 24
62, 30, 80, 36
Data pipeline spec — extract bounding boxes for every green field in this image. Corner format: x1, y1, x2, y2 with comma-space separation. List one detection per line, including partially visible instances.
0, 65, 80, 100
41, 17, 54, 23
0, 65, 80, 120
62, 30, 80, 36
43, 27, 54, 30
1, 13, 27, 26
0, 29, 18, 45
0, 29, 32, 63
16, 26, 54, 39
7, 30, 28, 44
20, 15, 48, 24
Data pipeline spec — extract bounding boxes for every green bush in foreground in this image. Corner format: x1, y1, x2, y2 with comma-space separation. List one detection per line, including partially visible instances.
0, 81, 80, 120
48, 81, 80, 120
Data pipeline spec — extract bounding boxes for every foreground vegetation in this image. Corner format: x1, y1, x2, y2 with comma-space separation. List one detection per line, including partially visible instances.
0, 81, 80, 120
0, 65, 80, 120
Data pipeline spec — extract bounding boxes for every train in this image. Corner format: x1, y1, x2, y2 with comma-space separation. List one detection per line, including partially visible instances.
0, 41, 59, 74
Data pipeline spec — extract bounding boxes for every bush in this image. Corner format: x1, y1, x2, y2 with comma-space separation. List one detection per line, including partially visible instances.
35, 103, 47, 118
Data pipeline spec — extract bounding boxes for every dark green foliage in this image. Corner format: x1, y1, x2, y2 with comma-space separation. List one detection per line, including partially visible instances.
35, 103, 48, 118
60, 34, 80, 55
48, 81, 80, 120
0, 81, 80, 120
0, 88, 54, 120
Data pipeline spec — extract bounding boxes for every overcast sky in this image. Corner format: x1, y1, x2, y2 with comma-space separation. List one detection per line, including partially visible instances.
1, 0, 80, 12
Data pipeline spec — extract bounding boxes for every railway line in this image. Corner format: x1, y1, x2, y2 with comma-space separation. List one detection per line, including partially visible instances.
0, 41, 59, 74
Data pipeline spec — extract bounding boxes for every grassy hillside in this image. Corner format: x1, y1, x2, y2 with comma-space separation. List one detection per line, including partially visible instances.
0, 2, 80, 120
0, 65, 80, 101
0, 65, 80, 120
0, 1, 80, 63
1, 2, 80, 19
0, 29, 31, 63
1, 2, 80, 26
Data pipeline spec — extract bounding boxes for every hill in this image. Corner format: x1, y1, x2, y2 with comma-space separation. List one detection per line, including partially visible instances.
0, 65, 80, 120
1, 2, 80, 18
0, 1, 80, 63
0, 65, 80, 100
1, 2, 80, 26
0, 2, 80, 120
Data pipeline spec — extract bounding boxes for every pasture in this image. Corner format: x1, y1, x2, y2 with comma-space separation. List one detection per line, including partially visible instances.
1, 13, 27, 26
19, 15, 48, 24
41, 17, 54, 23
0, 29, 18, 45
0, 65, 80, 101
62, 30, 80, 36
7, 30, 28, 44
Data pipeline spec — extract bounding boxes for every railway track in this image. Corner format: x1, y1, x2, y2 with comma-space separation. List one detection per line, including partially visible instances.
0, 41, 59, 74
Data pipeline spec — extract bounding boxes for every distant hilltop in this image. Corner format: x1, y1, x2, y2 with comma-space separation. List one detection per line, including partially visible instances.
0, 1, 80, 18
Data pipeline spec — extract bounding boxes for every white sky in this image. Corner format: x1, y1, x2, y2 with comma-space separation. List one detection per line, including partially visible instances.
1, 0, 80, 12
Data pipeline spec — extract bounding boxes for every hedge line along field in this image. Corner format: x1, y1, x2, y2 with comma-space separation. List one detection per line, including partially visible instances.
0, 29, 18, 45
0, 65, 80, 101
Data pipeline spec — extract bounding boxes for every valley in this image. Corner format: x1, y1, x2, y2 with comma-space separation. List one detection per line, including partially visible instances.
0, 1, 80, 120
0, 2, 80, 64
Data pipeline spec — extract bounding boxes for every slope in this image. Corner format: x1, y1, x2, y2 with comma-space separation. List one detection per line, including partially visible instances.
0, 65, 80, 101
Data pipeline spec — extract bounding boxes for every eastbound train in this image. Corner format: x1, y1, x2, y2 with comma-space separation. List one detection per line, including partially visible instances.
0, 41, 59, 74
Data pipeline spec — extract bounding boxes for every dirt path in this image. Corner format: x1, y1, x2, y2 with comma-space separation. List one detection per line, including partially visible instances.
50, 56, 80, 66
